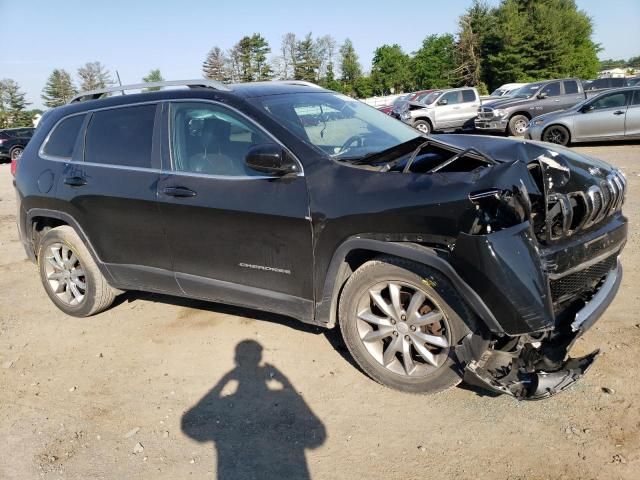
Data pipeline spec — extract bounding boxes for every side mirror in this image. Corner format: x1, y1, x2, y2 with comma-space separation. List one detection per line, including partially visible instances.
537, 92, 548, 99
437, 99, 448, 106
581, 104, 594, 113
245, 144, 298, 176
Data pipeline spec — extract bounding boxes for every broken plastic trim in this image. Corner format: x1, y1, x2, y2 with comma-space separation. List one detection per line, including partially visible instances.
468, 180, 532, 235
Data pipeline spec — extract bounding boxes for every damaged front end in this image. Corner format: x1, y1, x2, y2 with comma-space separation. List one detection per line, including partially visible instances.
422, 139, 628, 400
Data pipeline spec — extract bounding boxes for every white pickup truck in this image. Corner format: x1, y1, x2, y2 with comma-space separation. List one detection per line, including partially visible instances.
392, 87, 480, 133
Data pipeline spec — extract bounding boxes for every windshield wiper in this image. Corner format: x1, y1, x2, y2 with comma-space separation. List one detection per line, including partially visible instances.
341, 136, 425, 165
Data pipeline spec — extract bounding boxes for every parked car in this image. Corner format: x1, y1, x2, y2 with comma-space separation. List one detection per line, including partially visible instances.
0, 127, 35, 164
583, 77, 628, 92
475, 78, 588, 136
626, 77, 640, 87
525, 86, 640, 145
378, 90, 434, 115
393, 87, 480, 133
15, 79, 627, 400
480, 82, 527, 101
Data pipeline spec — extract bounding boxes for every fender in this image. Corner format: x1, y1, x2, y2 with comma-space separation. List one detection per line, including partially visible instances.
314, 237, 503, 333
25, 208, 117, 284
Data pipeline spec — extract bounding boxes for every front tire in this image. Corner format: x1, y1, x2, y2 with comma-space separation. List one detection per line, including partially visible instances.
507, 114, 529, 136
542, 124, 570, 146
38, 226, 117, 317
338, 258, 470, 394
413, 120, 431, 134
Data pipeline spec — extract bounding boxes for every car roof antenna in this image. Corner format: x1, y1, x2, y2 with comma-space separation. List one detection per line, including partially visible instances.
115, 70, 125, 95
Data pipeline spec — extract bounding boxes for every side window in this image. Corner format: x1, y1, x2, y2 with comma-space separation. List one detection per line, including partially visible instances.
632, 90, 640, 106
563, 80, 579, 94
611, 78, 626, 88
590, 92, 628, 110
170, 102, 272, 176
85, 105, 156, 168
540, 82, 561, 97
461, 89, 476, 102
42, 114, 85, 159
440, 91, 461, 105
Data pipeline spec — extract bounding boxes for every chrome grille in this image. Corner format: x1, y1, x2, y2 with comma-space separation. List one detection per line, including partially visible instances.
478, 107, 495, 120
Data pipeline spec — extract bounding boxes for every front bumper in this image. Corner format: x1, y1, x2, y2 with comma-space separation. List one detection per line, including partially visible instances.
524, 124, 543, 140
474, 117, 508, 133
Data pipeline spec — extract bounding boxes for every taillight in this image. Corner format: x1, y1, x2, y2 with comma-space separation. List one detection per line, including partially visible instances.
10, 156, 18, 176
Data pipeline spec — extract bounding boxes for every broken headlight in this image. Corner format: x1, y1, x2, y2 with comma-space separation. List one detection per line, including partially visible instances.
469, 182, 533, 235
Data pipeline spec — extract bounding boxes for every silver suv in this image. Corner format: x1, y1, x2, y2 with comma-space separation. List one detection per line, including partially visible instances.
392, 87, 480, 133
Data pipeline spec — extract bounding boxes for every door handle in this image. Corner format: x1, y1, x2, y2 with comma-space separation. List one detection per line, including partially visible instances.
613, 110, 625, 116
64, 176, 87, 187
163, 186, 197, 197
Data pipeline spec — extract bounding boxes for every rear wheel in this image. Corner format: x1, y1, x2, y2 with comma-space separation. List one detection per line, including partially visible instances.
542, 124, 570, 146
413, 120, 431, 134
507, 114, 529, 136
38, 226, 117, 317
338, 258, 470, 394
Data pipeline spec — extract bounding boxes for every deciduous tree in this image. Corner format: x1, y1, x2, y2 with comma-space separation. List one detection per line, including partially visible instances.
42, 69, 77, 108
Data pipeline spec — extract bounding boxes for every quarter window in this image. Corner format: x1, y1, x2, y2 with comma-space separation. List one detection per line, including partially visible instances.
170, 102, 271, 176
85, 105, 156, 168
541, 82, 561, 97
563, 80, 579, 94
42, 114, 85, 159
591, 93, 627, 110
631, 90, 640, 105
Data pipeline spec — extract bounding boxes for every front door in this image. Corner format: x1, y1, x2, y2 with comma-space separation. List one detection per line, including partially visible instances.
433, 91, 464, 128
573, 91, 629, 140
157, 101, 314, 312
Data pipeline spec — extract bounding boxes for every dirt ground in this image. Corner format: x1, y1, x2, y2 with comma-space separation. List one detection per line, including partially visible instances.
1, 142, 639, 480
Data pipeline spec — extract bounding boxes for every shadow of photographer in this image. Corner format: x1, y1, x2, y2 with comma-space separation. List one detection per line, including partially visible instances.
182, 340, 326, 479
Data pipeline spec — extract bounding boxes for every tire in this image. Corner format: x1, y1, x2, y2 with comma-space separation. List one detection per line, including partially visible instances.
542, 124, 571, 146
507, 114, 529, 136
338, 257, 471, 394
10, 147, 24, 161
413, 120, 431, 134
37, 225, 117, 317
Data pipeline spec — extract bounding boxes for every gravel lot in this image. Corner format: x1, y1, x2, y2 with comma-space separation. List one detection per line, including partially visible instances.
1, 142, 639, 479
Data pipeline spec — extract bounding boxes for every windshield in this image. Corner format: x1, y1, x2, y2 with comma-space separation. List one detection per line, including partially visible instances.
511, 82, 544, 99
421, 91, 442, 105
252, 92, 421, 160
490, 88, 506, 96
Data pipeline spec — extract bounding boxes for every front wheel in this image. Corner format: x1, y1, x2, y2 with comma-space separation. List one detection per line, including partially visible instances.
10, 147, 24, 161
338, 258, 470, 394
507, 115, 529, 136
38, 226, 117, 317
413, 120, 431, 134
542, 125, 570, 146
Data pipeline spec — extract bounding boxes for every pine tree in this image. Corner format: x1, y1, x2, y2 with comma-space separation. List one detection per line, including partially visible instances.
142, 69, 164, 91
294, 33, 320, 82
339, 39, 362, 94
202, 47, 229, 82
77, 61, 112, 91
41, 69, 77, 108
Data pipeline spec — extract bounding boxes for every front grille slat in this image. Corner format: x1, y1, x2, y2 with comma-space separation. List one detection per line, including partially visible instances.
550, 255, 617, 303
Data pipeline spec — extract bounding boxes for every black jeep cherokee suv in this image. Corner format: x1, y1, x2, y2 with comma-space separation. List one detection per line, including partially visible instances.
14, 80, 627, 399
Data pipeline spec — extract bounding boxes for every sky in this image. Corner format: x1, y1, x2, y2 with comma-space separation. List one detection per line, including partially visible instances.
1, 0, 639, 109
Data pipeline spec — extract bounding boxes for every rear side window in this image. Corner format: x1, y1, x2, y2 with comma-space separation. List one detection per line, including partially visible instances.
461, 89, 476, 102
632, 90, 640, 105
563, 80, 579, 94
85, 104, 156, 169
42, 114, 85, 159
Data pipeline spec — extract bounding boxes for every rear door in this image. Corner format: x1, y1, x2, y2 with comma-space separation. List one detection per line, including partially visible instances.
572, 91, 628, 140
625, 90, 640, 137
561, 80, 585, 109
55, 103, 177, 292
458, 89, 480, 126
157, 101, 314, 307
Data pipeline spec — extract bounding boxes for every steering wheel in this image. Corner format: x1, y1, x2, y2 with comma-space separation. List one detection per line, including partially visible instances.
338, 134, 368, 155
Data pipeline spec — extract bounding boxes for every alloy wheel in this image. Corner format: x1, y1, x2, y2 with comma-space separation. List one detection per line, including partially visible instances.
11, 148, 23, 161
43, 243, 87, 306
544, 127, 568, 145
355, 281, 450, 377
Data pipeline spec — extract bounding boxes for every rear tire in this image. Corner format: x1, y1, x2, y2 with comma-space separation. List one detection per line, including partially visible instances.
413, 120, 431, 134
338, 257, 471, 394
507, 114, 529, 136
37, 226, 117, 317
10, 147, 24, 161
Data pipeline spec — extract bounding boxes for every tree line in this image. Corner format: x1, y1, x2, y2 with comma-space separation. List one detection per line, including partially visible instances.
1, 0, 631, 129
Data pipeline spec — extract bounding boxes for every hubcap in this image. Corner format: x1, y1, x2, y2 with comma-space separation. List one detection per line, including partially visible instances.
355, 281, 450, 377
416, 123, 429, 133
514, 119, 527, 134
44, 243, 86, 306
11, 149, 23, 160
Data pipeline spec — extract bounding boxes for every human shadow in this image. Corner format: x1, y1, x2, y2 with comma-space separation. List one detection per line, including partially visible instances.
181, 340, 326, 479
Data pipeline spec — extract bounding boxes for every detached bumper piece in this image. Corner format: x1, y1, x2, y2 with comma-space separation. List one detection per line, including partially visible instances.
463, 349, 599, 400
